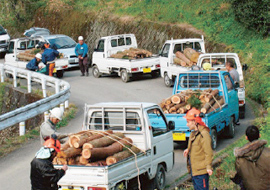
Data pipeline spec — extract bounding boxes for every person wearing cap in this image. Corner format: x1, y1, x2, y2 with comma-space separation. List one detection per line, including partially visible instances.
42, 43, 60, 76
26, 53, 42, 71
30, 136, 68, 190
183, 108, 213, 190
40, 107, 68, 145
75, 36, 89, 76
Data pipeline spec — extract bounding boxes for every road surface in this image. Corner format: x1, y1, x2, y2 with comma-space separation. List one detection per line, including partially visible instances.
0, 60, 255, 189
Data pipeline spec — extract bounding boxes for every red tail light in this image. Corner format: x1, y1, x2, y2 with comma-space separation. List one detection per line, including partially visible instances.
131, 68, 139, 72
156, 64, 160, 68
239, 100, 244, 105
88, 187, 106, 190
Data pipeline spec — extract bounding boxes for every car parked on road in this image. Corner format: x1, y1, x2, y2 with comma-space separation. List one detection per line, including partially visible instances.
0, 25, 11, 56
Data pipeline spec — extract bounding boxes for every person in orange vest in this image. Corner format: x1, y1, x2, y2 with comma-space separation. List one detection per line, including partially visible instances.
183, 108, 213, 190
30, 135, 68, 190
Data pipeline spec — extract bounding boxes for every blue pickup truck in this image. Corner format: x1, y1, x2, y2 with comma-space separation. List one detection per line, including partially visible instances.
155, 71, 239, 149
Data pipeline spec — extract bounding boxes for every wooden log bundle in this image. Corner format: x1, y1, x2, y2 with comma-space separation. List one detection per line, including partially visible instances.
160, 89, 225, 114
55, 130, 141, 166
106, 146, 141, 165
173, 48, 201, 67
183, 48, 201, 63
110, 47, 153, 59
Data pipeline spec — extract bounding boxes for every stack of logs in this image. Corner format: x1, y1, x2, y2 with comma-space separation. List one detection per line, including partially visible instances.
110, 47, 152, 59
53, 130, 141, 166
17, 49, 64, 62
159, 89, 225, 114
173, 48, 201, 67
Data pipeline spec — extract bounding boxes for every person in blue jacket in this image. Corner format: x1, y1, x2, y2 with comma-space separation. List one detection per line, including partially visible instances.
75, 36, 88, 76
26, 53, 42, 71
42, 43, 59, 76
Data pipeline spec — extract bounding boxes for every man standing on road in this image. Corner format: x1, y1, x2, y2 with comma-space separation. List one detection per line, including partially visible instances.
42, 43, 60, 76
75, 36, 89, 76
26, 53, 42, 71
183, 108, 213, 190
226, 61, 239, 84
40, 107, 68, 144
233, 125, 270, 190
30, 136, 68, 190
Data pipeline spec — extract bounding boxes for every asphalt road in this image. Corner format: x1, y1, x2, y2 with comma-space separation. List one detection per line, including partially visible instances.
0, 59, 255, 189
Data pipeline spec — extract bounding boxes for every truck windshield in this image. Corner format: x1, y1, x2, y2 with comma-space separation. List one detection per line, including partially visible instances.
201, 57, 237, 70
89, 111, 142, 131
147, 108, 168, 136
48, 36, 76, 49
0, 26, 7, 35
177, 73, 220, 89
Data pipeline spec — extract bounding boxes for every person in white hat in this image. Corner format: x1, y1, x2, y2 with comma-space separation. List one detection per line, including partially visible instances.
75, 36, 89, 76
26, 53, 42, 71
40, 107, 68, 144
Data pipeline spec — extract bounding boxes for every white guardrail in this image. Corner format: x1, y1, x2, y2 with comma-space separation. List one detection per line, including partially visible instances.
0, 64, 70, 135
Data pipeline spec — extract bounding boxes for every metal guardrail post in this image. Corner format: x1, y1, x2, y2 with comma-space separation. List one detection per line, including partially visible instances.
64, 85, 69, 108
27, 72, 32, 93
44, 111, 49, 121
19, 121, 25, 136
13, 69, 17, 88
55, 80, 64, 113
41, 77, 47, 98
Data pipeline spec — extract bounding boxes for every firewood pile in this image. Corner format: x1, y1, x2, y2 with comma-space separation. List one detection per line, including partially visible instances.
159, 89, 225, 114
17, 48, 64, 62
173, 48, 201, 67
53, 130, 141, 166
110, 47, 153, 59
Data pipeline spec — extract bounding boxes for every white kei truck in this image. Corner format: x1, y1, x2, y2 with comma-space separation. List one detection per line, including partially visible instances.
56, 102, 175, 190
92, 34, 160, 83
197, 53, 248, 118
160, 36, 206, 87
4, 37, 68, 78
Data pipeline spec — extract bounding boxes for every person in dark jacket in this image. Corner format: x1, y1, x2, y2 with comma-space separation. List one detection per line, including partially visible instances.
233, 125, 270, 190
26, 53, 42, 71
75, 36, 88, 76
42, 43, 59, 76
30, 136, 68, 190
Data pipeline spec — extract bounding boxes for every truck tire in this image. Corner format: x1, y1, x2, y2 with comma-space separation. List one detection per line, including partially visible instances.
92, 65, 101, 78
239, 105, 245, 119
226, 117, 235, 138
151, 70, 160, 78
56, 70, 64, 78
120, 69, 131, 83
211, 129, 217, 150
164, 73, 173, 87
153, 164, 166, 190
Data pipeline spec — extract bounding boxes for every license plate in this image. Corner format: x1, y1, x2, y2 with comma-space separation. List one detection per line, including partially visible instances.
143, 67, 151, 73
74, 58, 79, 62
53, 68, 57, 73
173, 133, 186, 141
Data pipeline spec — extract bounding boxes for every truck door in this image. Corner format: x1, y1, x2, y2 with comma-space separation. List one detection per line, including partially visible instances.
5, 41, 16, 65
146, 108, 174, 177
93, 39, 107, 72
159, 43, 171, 77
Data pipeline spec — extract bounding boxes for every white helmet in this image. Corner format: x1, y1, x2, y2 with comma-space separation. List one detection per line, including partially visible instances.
49, 107, 63, 120
35, 53, 42, 59
78, 36, 84, 41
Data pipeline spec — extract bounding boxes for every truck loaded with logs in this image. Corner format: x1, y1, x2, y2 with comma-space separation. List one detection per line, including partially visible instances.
55, 102, 175, 190
92, 34, 160, 83
157, 70, 239, 149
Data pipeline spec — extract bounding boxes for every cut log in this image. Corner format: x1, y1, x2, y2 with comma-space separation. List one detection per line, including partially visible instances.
68, 131, 92, 147
62, 147, 82, 158
159, 102, 166, 109
183, 48, 200, 63
207, 98, 225, 113
165, 103, 175, 110
79, 156, 89, 165
173, 57, 187, 67
186, 104, 191, 110
169, 107, 177, 113
73, 130, 113, 148
61, 141, 70, 151
164, 97, 172, 105
174, 102, 187, 110
68, 156, 80, 165
82, 137, 133, 160
163, 110, 169, 114
205, 89, 219, 102
171, 94, 182, 104
178, 106, 188, 114
106, 146, 141, 165
175, 51, 191, 65
83, 132, 125, 149
201, 99, 216, 114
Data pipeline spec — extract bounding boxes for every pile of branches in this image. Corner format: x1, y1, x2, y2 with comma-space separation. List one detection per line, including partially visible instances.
17, 48, 64, 62
159, 89, 225, 114
110, 47, 153, 59
173, 48, 201, 67
53, 130, 141, 166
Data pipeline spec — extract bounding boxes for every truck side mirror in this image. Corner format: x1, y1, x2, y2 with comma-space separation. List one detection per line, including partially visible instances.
242, 64, 248, 71
168, 121, 175, 130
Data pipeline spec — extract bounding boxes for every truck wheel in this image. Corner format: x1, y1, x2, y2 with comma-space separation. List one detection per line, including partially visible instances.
239, 105, 245, 119
153, 164, 166, 190
56, 70, 64, 78
164, 73, 172, 87
92, 65, 101, 78
120, 69, 130, 83
226, 117, 235, 138
211, 129, 217, 150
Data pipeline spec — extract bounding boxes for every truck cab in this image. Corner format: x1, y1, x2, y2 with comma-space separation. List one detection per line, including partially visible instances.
160, 36, 205, 87
197, 53, 247, 118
